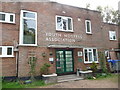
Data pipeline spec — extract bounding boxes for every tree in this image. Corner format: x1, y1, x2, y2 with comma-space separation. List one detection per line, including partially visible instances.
96, 6, 119, 24
86, 3, 91, 9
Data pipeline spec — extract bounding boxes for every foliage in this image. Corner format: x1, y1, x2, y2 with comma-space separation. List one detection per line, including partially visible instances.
2, 80, 45, 88
90, 62, 97, 73
98, 51, 108, 73
87, 73, 118, 80
28, 57, 37, 81
40, 63, 51, 75
86, 3, 91, 9
96, 6, 119, 24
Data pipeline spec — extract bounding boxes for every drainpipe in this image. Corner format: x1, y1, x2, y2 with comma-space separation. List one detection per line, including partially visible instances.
14, 42, 19, 78
15, 51, 19, 77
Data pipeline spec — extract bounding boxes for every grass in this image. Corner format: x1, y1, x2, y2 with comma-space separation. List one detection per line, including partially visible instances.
87, 73, 119, 82
2, 80, 46, 88
96, 73, 119, 83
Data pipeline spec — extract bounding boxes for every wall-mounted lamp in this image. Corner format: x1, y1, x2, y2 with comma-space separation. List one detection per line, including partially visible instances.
49, 52, 53, 56
42, 52, 46, 57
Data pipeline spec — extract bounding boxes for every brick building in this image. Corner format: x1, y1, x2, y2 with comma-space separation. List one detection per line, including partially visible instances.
0, 2, 119, 77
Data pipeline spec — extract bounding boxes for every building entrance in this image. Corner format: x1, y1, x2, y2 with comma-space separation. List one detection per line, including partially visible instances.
56, 50, 74, 74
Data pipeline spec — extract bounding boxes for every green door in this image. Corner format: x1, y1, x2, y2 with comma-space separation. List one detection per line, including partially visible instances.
56, 50, 74, 74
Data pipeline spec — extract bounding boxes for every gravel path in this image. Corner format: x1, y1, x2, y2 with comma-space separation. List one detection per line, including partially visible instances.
38, 79, 118, 88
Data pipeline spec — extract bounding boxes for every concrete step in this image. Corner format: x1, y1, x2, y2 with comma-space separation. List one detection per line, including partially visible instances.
57, 74, 84, 83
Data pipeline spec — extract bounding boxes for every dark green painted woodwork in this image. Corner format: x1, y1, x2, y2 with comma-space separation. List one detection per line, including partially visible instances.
56, 50, 74, 74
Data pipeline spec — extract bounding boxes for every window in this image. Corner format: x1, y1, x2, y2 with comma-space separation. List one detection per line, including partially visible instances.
84, 48, 98, 63
56, 15, 73, 32
0, 46, 14, 57
105, 50, 110, 59
109, 31, 117, 40
0, 47, 2, 55
19, 10, 37, 46
85, 20, 92, 34
0, 12, 15, 23
7, 47, 12, 55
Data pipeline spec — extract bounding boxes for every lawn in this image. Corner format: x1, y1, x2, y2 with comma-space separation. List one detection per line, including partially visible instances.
96, 73, 119, 83
2, 80, 46, 88
2, 73, 119, 88
87, 73, 119, 82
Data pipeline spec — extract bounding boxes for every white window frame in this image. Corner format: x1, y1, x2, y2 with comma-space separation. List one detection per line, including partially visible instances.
83, 48, 98, 64
85, 20, 92, 34
19, 10, 37, 46
105, 50, 110, 59
56, 15, 73, 32
109, 31, 117, 40
0, 12, 15, 23
0, 46, 14, 57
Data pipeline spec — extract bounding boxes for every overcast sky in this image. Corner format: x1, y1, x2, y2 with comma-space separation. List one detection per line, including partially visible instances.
56, 0, 119, 10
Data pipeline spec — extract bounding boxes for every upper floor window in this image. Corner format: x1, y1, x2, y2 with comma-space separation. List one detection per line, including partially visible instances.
0, 46, 14, 57
56, 15, 73, 32
19, 10, 37, 46
84, 48, 98, 63
85, 20, 92, 34
0, 12, 15, 23
109, 31, 117, 40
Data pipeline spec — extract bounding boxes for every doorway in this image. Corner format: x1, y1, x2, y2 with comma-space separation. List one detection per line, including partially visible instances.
56, 50, 74, 74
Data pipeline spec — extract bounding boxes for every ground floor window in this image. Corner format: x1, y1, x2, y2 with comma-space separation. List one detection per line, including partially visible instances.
0, 46, 14, 57
84, 48, 98, 63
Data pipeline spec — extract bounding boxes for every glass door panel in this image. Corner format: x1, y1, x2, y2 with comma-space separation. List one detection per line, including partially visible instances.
56, 50, 74, 74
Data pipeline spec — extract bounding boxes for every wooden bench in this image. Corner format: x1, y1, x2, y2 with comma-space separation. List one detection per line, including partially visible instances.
77, 70, 93, 78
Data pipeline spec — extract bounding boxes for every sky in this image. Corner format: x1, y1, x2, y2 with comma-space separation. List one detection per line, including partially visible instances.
55, 0, 120, 10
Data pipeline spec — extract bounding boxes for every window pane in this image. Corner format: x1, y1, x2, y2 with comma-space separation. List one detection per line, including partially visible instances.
0, 14, 5, 21
87, 21, 90, 32
93, 49, 97, 61
68, 18, 72, 30
85, 49, 88, 61
88, 52, 92, 61
23, 19, 36, 44
23, 12, 35, 18
57, 17, 62, 29
10, 15, 13, 22
0, 47, 2, 55
7, 47, 12, 55
63, 18, 67, 30
112, 32, 116, 40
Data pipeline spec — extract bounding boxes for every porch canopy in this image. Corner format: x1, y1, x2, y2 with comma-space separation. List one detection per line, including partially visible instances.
47, 44, 84, 48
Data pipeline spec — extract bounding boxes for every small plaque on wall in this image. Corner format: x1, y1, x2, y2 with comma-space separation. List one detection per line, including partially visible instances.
49, 58, 54, 62
78, 51, 83, 56
78, 58, 83, 62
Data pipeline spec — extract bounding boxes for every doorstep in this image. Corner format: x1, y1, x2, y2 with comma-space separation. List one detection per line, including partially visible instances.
57, 74, 84, 83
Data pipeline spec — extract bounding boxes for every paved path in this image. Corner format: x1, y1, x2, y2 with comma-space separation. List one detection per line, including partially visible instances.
38, 79, 118, 88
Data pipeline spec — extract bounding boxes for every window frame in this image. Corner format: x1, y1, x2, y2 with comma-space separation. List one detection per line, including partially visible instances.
0, 46, 14, 57
19, 10, 37, 46
83, 48, 98, 64
56, 15, 73, 32
109, 31, 117, 41
0, 12, 15, 23
85, 20, 92, 34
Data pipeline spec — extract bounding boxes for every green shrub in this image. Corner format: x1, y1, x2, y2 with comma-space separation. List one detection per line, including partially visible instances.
40, 63, 51, 75
90, 62, 97, 73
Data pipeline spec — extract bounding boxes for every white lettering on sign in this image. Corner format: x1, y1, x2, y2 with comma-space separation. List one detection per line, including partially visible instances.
45, 32, 82, 42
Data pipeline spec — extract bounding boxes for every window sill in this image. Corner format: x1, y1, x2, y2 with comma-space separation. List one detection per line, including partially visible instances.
86, 33, 92, 35
56, 30, 74, 33
0, 56, 14, 58
109, 39, 117, 41
0, 21, 15, 24
84, 61, 99, 64
19, 44, 38, 47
